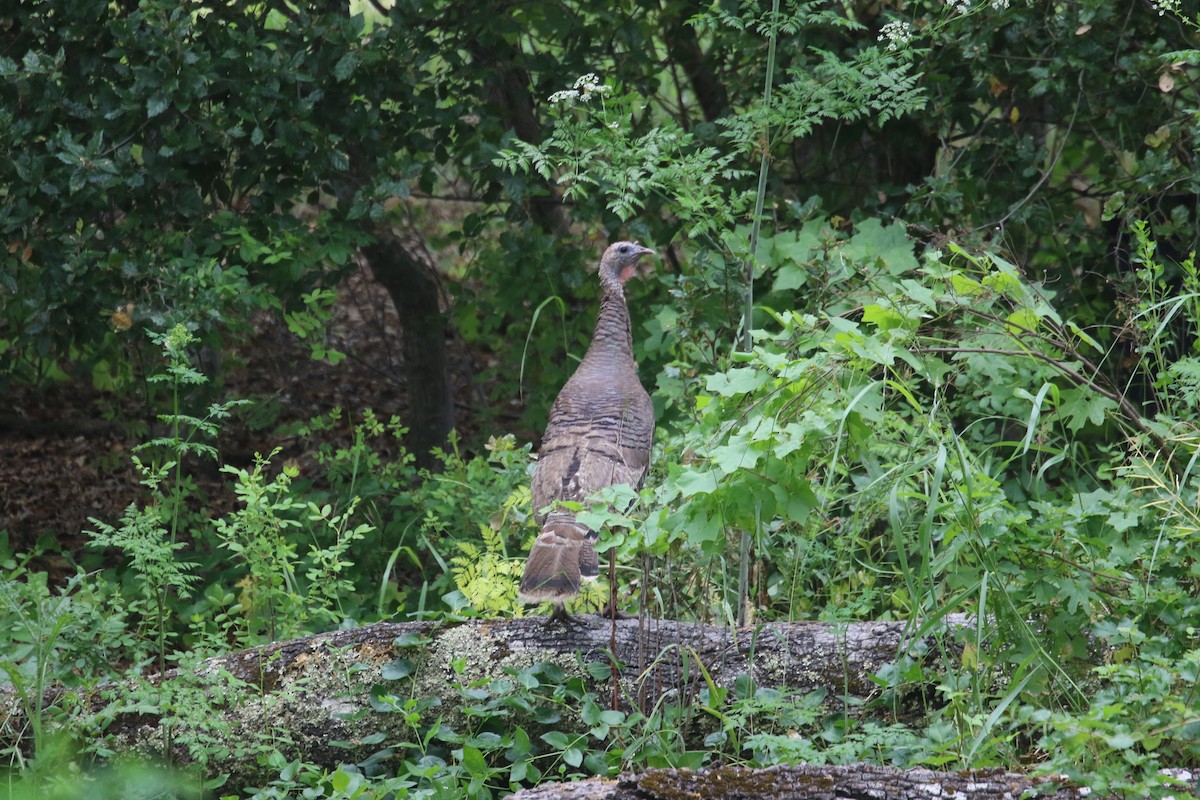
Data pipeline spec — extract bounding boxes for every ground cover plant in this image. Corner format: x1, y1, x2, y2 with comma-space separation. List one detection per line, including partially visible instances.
2, 0, 1200, 797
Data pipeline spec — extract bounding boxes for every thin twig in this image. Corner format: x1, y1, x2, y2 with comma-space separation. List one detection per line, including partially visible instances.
978, 70, 1085, 232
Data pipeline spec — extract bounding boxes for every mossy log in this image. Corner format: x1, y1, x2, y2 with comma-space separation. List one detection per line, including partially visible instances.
0, 615, 966, 789
510, 765, 1086, 800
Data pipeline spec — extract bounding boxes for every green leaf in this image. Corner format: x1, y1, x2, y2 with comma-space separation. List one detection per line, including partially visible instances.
538, 663, 567, 683
770, 224, 823, 291
146, 95, 169, 118
710, 438, 761, 475
461, 745, 488, 775
533, 707, 562, 725
772, 263, 809, 292
599, 709, 625, 725
1005, 308, 1040, 334
948, 272, 984, 296
394, 631, 431, 648
330, 768, 354, 792
1058, 388, 1117, 432
1106, 510, 1138, 533
580, 699, 601, 726
369, 686, 402, 711
1067, 321, 1104, 353
842, 219, 918, 275
584, 662, 611, 681
861, 303, 907, 331
333, 52, 359, 81
469, 732, 503, 749
771, 479, 817, 523
899, 278, 937, 309
707, 367, 767, 396
381, 659, 414, 680
675, 469, 720, 497
684, 509, 723, 548
541, 731, 571, 749
1104, 732, 1136, 750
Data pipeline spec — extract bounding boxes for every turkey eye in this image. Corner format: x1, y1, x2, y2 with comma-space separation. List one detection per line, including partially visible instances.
619, 244, 630, 254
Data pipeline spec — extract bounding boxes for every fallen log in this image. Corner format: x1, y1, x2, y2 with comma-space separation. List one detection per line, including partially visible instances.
510, 765, 1088, 800
1, 614, 967, 790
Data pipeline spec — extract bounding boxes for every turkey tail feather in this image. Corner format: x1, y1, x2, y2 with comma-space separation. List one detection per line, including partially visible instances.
518, 521, 588, 602
579, 538, 600, 581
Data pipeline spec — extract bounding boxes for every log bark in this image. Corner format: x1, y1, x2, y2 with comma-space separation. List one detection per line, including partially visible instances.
510, 765, 1085, 800
1, 615, 967, 790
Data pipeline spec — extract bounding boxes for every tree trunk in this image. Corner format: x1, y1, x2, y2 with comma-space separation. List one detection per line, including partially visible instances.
510, 765, 1085, 800
660, 3, 729, 123
1, 615, 968, 791
362, 234, 454, 470
468, 32, 572, 236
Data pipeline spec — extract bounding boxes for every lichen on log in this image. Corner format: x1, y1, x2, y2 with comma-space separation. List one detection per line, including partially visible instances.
0, 614, 968, 790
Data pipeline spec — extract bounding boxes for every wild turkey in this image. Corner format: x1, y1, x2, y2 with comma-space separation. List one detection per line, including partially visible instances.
518, 241, 656, 623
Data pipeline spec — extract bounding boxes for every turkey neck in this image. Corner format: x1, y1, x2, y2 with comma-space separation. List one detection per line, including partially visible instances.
580, 282, 635, 370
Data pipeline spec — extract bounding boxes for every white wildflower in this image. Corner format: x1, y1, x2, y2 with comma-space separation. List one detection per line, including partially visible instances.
947, 0, 971, 13
991, 0, 1009, 8
877, 20, 912, 51
1152, 0, 1181, 15
572, 72, 611, 101
548, 89, 579, 105
549, 74, 612, 105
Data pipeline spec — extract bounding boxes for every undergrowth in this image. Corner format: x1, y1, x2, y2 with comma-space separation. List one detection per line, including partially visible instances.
2, 214, 1197, 798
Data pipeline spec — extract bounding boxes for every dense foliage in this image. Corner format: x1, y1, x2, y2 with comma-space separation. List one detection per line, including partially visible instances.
3, 0, 1200, 798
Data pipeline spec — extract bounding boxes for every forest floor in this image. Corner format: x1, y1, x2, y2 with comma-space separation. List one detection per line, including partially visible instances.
0, 263, 511, 578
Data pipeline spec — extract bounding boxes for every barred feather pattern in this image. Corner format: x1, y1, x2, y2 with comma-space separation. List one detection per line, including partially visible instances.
519, 242, 655, 610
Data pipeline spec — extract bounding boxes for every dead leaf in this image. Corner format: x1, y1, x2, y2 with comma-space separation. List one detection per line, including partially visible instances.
1159, 72, 1175, 93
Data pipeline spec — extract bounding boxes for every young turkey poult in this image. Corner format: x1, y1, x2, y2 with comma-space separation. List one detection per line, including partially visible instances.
518, 241, 656, 624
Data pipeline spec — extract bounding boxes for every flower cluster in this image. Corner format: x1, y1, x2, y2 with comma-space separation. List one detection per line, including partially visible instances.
991, 0, 1009, 9
1152, 0, 1181, 15
548, 73, 613, 106
946, 0, 971, 13
877, 20, 913, 51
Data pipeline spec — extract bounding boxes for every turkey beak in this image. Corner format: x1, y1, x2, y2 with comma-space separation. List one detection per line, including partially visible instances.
630, 245, 655, 280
